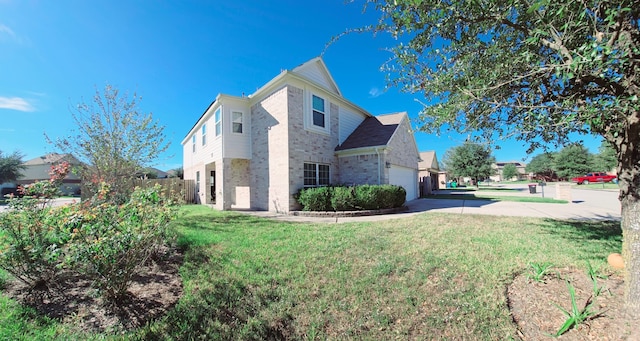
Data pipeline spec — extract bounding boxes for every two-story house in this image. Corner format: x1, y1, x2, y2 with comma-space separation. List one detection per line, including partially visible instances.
182, 57, 420, 212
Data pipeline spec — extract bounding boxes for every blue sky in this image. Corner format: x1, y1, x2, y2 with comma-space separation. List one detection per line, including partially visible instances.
0, 0, 602, 171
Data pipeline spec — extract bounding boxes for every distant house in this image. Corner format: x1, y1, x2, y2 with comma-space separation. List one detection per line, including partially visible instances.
17, 153, 82, 195
182, 57, 421, 212
418, 151, 445, 195
490, 161, 529, 182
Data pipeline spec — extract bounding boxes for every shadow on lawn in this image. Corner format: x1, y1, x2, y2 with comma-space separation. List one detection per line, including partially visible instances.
139, 245, 297, 340
537, 219, 622, 256
178, 211, 289, 232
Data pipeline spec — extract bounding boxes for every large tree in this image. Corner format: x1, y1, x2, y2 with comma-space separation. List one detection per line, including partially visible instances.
594, 140, 618, 172
525, 152, 557, 181
49, 85, 169, 204
442, 142, 496, 186
501, 163, 519, 181
553, 143, 594, 179
362, 0, 640, 315
0, 150, 25, 184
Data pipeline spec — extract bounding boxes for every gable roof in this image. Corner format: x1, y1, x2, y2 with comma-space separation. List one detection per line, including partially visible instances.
23, 153, 79, 166
335, 112, 405, 151
419, 151, 439, 171
291, 57, 341, 96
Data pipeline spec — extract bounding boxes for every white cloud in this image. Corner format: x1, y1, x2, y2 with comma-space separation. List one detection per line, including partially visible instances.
369, 87, 384, 98
0, 97, 35, 112
0, 24, 16, 38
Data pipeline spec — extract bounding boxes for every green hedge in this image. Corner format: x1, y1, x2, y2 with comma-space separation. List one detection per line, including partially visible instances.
296, 185, 406, 211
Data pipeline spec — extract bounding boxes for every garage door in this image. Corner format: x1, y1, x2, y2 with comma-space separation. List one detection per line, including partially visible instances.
389, 165, 418, 201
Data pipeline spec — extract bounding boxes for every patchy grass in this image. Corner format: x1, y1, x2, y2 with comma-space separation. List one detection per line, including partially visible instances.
429, 193, 568, 203
0, 205, 621, 339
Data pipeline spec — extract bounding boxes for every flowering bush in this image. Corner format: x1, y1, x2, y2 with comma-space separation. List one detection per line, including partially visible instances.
0, 162, 74, 287
0, 161, 177, 300
66, 184, 177, 299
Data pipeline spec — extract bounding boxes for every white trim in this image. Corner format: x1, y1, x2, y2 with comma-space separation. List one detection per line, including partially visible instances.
214, 107, 222, 137
231, 111, 244, 135
304, 91, 330, 135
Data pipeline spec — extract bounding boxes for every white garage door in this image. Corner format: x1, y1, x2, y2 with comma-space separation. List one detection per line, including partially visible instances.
389, 165, 418, 201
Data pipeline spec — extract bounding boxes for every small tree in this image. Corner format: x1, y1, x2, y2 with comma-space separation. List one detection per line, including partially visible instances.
526, 153, 557, 181
501, 163, 519, 181
49, 85, 170, 204
0, 150, 26, 184
554, 144, 593, 179
443, 143, 495, 187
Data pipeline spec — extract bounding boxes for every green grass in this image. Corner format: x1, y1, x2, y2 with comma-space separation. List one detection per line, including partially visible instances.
429, 193, 568, 203
573, 182, 620, 190
0, 205, 622, 339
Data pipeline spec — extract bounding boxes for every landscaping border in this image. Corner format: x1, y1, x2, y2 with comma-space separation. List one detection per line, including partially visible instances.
289, 205, 409, 217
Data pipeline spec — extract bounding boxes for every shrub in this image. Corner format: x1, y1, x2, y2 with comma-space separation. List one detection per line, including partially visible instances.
0, 162, 73, 288
297, 185, 406, 211
331, 186, 357, 211
0, 202, 73, 287
296, 186, 332, 211
66, 184, 177, 300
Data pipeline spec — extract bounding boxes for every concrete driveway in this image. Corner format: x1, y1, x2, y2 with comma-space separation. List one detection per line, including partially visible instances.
244, 183, 621, 223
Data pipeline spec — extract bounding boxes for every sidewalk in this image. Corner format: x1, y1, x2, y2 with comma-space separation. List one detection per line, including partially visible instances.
241, 187, 621, 223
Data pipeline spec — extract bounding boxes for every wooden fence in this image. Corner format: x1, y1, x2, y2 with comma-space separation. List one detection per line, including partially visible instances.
133, 178, 196, 203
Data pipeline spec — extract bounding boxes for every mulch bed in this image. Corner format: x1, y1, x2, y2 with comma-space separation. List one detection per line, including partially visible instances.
2, 247, 183, 335
507, 267, 639, 340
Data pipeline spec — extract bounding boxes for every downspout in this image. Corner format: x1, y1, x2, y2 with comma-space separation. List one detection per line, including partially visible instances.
375, 147, 381, 185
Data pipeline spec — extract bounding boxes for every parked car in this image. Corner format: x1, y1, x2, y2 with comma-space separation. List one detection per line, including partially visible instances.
571, 172, 617, 185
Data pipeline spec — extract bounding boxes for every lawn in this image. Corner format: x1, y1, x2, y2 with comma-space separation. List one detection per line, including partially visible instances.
0, 205, 622, 340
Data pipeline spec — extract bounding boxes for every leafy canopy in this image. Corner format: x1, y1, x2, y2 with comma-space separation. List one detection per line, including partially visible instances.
501, 163, 519, 180
443, 143, 496, 182
593, 140, 617, 172
553, 143, 593, 179
364, 0, 639, 153
0, 150, 25, 184
49, 85, 170, 203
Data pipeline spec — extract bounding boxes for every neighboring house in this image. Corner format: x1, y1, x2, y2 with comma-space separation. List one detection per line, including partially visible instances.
418, 150, 442, 195
17, 153, 82, 195
490, 161, 529, 182
182, 57, 421, 212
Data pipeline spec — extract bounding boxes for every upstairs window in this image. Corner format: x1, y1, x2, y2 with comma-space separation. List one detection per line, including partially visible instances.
214, 107, 222, 136
192, 135, 196, 153
202, 124, 207, 145
232, 111, 243, 134
312, 95, 325, 128
303, 163, 330, 187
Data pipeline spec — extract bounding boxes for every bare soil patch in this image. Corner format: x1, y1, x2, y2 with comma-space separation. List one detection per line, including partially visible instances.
508, 267, 639, 340
2, 247, 183, 335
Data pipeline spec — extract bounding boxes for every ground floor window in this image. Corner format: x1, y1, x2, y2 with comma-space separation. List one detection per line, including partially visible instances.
304, 163, 330, 187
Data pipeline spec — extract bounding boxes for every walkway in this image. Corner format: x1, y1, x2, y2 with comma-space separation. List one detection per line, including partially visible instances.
241, 184, 621, 223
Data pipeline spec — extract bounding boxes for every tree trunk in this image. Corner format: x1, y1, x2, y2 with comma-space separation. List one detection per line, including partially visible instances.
621, 195, 640, 318
617, 113, 640, 319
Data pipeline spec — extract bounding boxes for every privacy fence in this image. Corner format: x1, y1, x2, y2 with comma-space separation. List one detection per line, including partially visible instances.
133, 179, 197, 203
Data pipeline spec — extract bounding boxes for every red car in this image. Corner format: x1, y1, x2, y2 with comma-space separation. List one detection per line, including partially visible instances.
571, 172, 617, 185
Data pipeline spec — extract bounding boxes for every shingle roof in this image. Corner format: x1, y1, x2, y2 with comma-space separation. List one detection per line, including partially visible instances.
335, 112, 404, 151
23, 153, 77, 166
419, 151, 439, 171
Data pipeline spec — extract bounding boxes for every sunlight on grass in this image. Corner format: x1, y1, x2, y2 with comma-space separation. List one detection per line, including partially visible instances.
0, 205, 622, 339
